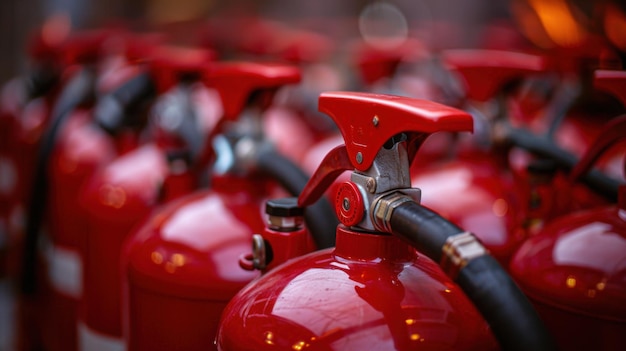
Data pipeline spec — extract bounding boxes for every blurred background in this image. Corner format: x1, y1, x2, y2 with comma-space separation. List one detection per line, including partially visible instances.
1, 0, 626, 350
1, 0, 626, 83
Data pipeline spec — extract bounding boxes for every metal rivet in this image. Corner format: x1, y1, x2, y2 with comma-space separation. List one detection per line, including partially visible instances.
372, 116, 379, 127
366, 178, 376, 193
342, 198, 350, 211
356, 152, 363, 164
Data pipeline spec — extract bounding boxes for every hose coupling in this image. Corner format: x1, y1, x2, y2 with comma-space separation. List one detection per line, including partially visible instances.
371, 191, 418, 233
441, 232, 488, 279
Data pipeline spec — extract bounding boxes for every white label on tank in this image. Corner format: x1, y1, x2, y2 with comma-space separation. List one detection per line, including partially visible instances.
79, 322, 126, 351
46, 243, 83, 298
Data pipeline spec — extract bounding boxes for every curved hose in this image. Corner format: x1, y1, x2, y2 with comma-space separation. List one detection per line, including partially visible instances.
256, 148, 337, 249
506, 126, 621, 202
94, 71, 156, 135
21, 67, 96, 294
388, 201, 555, 351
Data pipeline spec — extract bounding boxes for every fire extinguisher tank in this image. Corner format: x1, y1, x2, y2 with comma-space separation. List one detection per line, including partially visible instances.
510, 116, 626, 351
124, 176, 264, 350
217, 226, 497, 351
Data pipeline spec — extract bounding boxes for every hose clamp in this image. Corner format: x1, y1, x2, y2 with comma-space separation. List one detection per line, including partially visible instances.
440, 232, 487, 280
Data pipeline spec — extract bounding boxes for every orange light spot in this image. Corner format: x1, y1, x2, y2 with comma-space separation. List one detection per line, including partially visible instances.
99, 184, 127, 209
492, 198, 508, 217
566, 275, 576, 288
528, 0, 587, 48
151, 252, 163, 265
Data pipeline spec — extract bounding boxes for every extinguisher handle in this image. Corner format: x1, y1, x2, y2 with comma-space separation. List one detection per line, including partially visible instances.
441, 49, 546, 102
298, 92, 473, 207
276, 28, 333, 64
594, 69, 626, 107
148, 45, 216, 93
60, 29, 116, 66
352, 39, 421, 86
318, 91, 472, 171
204, 61, 301, 120
570, 115, 626, 183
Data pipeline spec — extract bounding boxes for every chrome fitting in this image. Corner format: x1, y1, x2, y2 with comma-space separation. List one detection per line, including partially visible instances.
371, 192, 414, 233
440, 232, 487, 279
251, 234, 267, 270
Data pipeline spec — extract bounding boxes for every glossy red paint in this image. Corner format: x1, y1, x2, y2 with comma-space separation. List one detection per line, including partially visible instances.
217, 225, 499, 351
79, 144, 172, 341
509, 204, 626, 350
123, 176, 273, 351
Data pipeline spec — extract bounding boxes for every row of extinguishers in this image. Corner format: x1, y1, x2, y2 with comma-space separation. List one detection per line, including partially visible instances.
0, 21, 624, 351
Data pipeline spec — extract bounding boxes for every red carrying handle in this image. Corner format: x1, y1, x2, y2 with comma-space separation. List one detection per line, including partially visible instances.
442, 49, 547, 102
192, 61, 301, 174
148, 45, 216, 93
299, 91, 473, 206
204, 61, 301, 120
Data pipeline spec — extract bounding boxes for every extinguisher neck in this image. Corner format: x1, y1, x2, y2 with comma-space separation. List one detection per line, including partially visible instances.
334, 225, 417, 263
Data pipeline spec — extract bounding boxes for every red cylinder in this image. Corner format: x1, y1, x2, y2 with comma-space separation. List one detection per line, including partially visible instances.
217, 225, 499, 351
79, 143, 175, 349
510, 202, 626, 350
123, 175, 282, 350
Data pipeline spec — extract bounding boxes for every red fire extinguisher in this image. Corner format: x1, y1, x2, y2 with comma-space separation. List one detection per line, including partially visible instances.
509, 115, 626, 351
14, 29, 128, 351
121, 60, 338, 351
77, 45, 216, 350
217, 91, 555, 351
410, 49, 548, 266
35, 34, 168, 351
0, 24, 66, 278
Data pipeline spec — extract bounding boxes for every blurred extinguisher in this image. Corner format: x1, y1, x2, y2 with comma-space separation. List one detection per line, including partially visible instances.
0, 22, 68, 279
263, 26, 341, 163
77, 45, 216, 350
509, 114, 626, 351
15, 28, 123, 351
121, 61, 337, 351
217, 91, 555, 351
34, 33, 167, 351
411, 49, 549, 266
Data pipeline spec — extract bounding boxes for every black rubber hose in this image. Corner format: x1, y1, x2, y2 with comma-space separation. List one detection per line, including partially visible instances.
256, 148, 338, 249
93, 71, 156, 135
457, 255, 556, 351
506, 126, 621, 202
20, 67, 96, 295
388, 201, 555, 351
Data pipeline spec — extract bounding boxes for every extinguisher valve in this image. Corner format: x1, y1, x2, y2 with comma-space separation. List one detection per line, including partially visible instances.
266, 197, 304, 232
